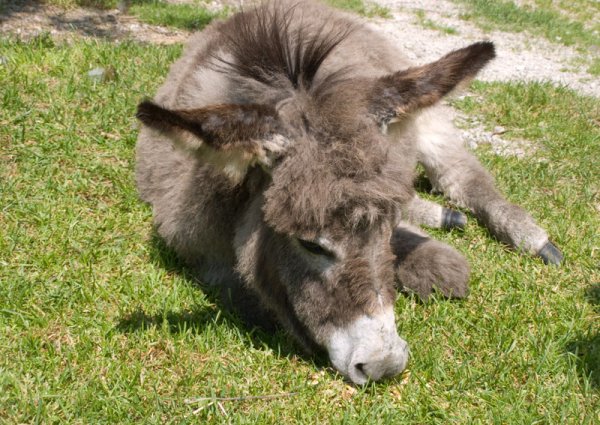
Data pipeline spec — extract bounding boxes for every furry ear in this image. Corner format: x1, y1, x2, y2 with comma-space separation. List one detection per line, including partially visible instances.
369, 41, 495, 124
136, 100, 289, 182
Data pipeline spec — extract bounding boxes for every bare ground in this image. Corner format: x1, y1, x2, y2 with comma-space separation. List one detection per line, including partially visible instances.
0, 0, 189, 44
375, 0, 599, 98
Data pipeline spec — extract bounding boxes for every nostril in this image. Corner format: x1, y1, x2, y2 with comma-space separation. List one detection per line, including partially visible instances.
354, 362, 366, 376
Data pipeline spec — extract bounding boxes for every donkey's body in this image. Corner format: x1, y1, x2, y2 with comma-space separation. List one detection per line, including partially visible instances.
135, 1, 561, 384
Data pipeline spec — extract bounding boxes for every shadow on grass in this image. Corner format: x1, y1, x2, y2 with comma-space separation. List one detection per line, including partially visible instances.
1, 0, 123, 40
566, 283, 600, 389
585, 283, 600, 309
0, 0, 218, 41
0, 0, 38, 23
116, 231, 329, 367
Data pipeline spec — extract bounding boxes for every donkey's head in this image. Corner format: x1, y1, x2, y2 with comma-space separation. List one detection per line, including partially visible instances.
136, 7, 494, 382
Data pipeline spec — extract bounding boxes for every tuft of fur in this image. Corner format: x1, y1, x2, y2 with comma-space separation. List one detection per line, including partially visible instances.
392, 225, 470, 300
263, 140, 413, 236
213, 2, 355, 92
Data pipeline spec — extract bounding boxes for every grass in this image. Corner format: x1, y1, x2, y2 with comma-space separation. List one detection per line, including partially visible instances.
414, 9, 459, 35
41, 0, 389, 31
516, 0, 600, 28
42, 0, 118, 9
326, 0, 391, 18
1, 14, 599, 425
454, 0, 600, 49
41, 0, 228, 31
588, 57, 600, 77
129, 1, 228, 31
1, 34, 599, 423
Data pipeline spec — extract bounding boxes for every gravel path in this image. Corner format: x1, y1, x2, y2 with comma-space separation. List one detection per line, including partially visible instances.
369, 0, 598, 154
373, 0, 599, 98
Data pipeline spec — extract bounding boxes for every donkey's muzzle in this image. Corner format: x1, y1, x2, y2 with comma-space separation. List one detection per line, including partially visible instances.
325, 308, 409, 385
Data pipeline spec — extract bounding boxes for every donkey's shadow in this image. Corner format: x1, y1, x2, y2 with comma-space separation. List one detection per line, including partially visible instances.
116, 231, 328, 367
565, 283, 600, 389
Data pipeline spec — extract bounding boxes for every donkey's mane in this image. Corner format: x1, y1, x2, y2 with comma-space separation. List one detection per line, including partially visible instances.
215, 2, 354, 91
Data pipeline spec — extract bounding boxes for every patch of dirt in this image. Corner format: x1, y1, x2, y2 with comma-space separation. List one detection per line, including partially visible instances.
457, 117, 539, 158
0, 0, 188, 44
371, 0, 599, 156
374, 0, 599, 98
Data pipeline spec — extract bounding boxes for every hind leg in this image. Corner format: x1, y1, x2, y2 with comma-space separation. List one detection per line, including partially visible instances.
414, 106, 562, 265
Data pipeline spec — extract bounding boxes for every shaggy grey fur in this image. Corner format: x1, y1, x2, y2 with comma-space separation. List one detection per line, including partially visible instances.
134, 0, 562, 382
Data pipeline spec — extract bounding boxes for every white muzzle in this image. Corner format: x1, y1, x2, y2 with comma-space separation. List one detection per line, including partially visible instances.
325, 308, 409, 384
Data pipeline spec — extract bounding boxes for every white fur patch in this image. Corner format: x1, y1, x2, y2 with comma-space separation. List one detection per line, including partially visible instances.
415, 107, 463, 165
405, 195, 445, 228
326, 308, 409, 384
256, 134, 291, 168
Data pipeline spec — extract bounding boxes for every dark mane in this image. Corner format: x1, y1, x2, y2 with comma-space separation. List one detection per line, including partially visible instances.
215, 2, 354, 90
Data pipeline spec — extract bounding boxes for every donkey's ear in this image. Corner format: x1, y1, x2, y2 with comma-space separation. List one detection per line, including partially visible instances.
136, 100, 289, 182
369, 42, 495, 124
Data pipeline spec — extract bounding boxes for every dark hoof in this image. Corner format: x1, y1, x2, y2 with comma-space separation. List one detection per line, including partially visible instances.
442, 208, 467, 230
537, 241, 563, 265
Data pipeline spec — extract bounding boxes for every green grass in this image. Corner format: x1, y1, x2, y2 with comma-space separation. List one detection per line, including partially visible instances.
42, 0, 228, 31
126, 0, 392, 29
1, 34, 599, 423
129, 1, 228, 31
326, 0, 391, 19
454, 0, 600, 48
43, 0, 388, 31
43, 0, 118, 9
522, 0, 600, 28
415, 9, 459, 35
588, 57, 600, 77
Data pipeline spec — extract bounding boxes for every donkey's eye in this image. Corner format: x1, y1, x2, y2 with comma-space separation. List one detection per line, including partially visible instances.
297, 239, 334, 258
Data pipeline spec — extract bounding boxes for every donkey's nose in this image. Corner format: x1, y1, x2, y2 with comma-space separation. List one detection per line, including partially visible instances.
325, 308, 409, 385
348, 338, 409, 384
350, 362, 369, 384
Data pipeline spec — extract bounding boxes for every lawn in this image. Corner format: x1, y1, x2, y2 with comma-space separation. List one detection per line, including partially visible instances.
454, 0, 600, 48
1, 4, 599, 425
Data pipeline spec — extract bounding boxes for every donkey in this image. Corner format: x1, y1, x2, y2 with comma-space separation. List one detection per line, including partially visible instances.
134, 0, 562, 384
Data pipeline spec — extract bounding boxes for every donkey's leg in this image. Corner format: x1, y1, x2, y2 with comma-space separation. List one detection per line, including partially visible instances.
392, 223, 470, 300
405, 195, 467, 230
413, 107, 562, 265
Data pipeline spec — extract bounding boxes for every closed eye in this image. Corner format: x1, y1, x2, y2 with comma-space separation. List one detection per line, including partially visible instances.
297, 238, 335, 258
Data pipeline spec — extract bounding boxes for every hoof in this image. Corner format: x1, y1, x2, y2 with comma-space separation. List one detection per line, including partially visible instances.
537, 241, 563, 265
442, 208, 467, 230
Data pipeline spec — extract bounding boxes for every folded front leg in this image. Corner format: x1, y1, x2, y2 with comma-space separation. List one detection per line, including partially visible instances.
392, 223, 470, 300
405, 195, 467, 230
414, 106, 563, 265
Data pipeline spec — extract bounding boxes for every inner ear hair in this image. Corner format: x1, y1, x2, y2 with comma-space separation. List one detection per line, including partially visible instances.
137, 100, 211, 151
136, 100, 281, 150
136, 100, 289, 183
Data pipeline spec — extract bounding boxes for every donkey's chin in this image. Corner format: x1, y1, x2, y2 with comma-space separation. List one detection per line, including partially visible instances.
325, 308, 409, 385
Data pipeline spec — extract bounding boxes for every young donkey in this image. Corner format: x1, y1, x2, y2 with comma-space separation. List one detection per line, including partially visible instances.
135, 1, 562, 384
